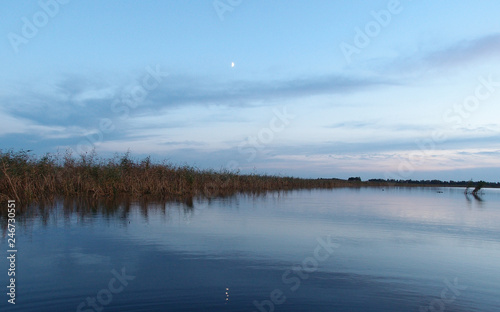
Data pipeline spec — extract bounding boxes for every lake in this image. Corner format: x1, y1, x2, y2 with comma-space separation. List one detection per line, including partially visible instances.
2, 187, 500, 311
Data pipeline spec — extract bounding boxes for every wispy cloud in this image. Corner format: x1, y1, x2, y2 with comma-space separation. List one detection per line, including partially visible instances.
424, 33, 500, 68
326, 121, 375, 129
369, 32, 500, 76
326, 120, 434, 132
0, 72, 395, 141
146, 73, 395, 109
0, 108, 86, 139
252, 134, 500, 158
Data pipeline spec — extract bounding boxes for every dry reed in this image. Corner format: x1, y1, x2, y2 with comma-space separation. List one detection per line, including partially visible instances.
0, 149, 363, 209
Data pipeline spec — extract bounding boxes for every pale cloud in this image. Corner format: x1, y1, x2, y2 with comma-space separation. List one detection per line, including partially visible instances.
369, 33, 500, 77
424, 33, 500, 68
0, 108, 85, 139
71, 87, 116, 104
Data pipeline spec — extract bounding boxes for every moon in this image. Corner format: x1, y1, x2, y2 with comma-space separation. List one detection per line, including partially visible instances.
231, 62, 235, 68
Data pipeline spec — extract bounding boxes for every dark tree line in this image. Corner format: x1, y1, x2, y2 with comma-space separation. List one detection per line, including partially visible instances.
367, 179, 499, 188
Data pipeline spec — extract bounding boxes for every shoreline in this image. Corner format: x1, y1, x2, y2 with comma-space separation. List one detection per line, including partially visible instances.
1, 150, 498, 209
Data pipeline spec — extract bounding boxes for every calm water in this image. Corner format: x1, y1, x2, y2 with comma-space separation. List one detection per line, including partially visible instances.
2, 187, 500, 311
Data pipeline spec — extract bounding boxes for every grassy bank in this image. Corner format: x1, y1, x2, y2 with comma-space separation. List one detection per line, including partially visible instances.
0, 150, 363, 208
2, 150, 497, 210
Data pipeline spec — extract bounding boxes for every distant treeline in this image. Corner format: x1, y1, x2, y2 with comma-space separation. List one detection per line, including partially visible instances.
367, 179, 500, 188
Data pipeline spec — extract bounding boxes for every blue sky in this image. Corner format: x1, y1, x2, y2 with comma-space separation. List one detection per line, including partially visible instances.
1, 0, 500, 181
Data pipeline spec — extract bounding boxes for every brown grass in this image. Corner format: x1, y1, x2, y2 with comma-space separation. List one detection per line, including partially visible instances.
0, 149, 366, 209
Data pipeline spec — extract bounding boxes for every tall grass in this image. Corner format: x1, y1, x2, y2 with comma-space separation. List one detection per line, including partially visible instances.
0, 149, 358, 208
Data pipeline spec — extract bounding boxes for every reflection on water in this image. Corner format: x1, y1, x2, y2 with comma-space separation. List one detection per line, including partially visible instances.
1, 187, 500, 311
466, 192, 484, 202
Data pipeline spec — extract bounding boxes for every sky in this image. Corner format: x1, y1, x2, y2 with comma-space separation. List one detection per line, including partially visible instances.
1, 0, 500, 181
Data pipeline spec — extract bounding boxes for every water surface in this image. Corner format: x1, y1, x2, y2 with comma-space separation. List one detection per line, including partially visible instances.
2, 187, 500, 311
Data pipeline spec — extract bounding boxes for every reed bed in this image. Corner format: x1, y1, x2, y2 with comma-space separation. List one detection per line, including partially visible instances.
0, 150, 360, 208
